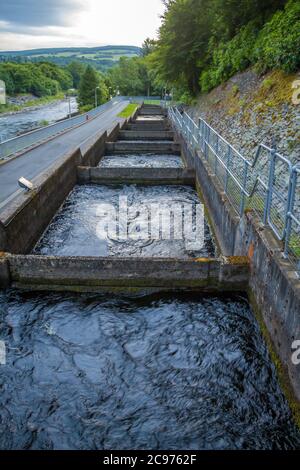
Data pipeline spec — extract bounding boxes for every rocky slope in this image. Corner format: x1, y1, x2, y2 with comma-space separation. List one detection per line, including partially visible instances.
189, 68, 300, 164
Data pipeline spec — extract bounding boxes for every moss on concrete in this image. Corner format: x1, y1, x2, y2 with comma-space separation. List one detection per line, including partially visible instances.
248, 288, 300, 430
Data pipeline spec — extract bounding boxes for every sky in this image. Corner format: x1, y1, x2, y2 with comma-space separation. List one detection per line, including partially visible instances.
0, 0, 165, 51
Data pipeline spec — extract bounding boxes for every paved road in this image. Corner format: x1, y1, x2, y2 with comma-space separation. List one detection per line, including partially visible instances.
0, 99, 129, 211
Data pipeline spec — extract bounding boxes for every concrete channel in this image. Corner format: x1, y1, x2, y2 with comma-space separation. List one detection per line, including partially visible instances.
0, 104, 300, 449
0, 104, 249, 292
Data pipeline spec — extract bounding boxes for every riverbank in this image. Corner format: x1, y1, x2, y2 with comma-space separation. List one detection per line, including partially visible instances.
0, 96, 78, 142
0, 93, 68, 116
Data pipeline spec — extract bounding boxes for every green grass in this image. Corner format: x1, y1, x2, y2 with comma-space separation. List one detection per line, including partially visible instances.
117, 103, 139, 118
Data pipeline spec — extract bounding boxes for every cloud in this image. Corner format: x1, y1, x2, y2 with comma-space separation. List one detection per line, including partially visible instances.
0, 0, 84, 28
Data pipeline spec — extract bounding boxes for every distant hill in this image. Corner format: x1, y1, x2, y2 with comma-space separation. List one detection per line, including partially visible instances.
0, 45, 141, 71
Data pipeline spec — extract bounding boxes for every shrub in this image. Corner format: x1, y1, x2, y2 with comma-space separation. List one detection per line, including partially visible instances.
199, 0, 300, 93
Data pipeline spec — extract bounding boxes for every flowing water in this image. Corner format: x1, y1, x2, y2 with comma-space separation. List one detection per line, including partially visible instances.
0, 98, 78, 142
0, 290, 299, 450
98, 154, 184, 168
33, 184, 215, 258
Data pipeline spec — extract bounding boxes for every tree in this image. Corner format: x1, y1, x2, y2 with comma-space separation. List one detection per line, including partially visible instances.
78, 65, 109, 108
147, 0, 290, 98
67, 61, 86, 89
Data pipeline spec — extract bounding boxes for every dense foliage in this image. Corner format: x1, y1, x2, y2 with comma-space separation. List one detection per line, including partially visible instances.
78, 65, 109, 109
108, 41, 163, 97
0, 62, 73, 97
149, 0, 299, 99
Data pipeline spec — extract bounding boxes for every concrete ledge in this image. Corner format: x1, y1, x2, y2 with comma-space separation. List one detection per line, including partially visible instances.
6, 254, 249, 292
126, 122, 169, 131
106, 141, 181, 155
0, 253, 10, 288
139, 109, 165, 117
119, 130, 174, 141
77, 167, 195, 186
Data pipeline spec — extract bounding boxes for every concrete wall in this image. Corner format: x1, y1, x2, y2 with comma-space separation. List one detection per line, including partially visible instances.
0, 148, 81, 254
119, 130, 174, 141
106, 141, 181, 155
77, 167, 195, 186
178, 129, 300, 401
6, 254, 249, 293
80, 129, 107, 167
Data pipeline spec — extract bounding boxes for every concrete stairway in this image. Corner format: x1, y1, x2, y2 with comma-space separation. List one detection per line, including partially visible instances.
106, 104, 180, 155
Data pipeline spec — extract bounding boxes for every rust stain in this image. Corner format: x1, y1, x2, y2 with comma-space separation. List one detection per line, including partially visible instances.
248, 242, 255, 260
226, 256, 249, 265
194, 258, 213, 263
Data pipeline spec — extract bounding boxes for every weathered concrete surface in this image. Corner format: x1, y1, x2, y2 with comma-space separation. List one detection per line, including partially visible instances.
236, 212, 300, 402
126, 122, 169, 131
119, 130, 174, 141
77, 167, 195, 186
0, 253, 10, 288
0, 222, 7, 251
80, 130, 107, 167
138, 108, 166, 116
0, 148, 81, 254
106, 141, 181, 155
6, 254, 249, 292
176, 127, 300, 401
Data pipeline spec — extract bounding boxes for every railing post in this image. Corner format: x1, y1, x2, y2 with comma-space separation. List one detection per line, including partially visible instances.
225, 146, 231, 194
284, 168, 296, 258
198, 119, 202, 151
214, 134, 219, 175
263, 148, 276, 226
239, 160, 249, 216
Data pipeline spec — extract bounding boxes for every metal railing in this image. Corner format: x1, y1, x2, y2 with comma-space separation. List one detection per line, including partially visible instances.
168, 106, 300, 274
0, 96, 128, 160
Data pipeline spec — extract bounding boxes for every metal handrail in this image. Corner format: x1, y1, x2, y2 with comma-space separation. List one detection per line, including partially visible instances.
0, 96, 128, 160
168, 106, 300, 273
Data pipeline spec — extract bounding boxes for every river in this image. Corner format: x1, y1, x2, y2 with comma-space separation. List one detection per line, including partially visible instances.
0, 97, 78, 142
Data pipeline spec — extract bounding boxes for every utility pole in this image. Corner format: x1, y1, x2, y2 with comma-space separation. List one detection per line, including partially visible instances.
95, 86, 100, 108
68, 96, 72, 119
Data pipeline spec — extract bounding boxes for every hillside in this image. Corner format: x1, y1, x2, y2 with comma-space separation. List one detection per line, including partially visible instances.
189, 67, 300, 163
0, 45, 141, 72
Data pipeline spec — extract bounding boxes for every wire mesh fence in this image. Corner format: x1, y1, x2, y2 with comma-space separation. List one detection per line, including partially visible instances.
168, 106, 300, 274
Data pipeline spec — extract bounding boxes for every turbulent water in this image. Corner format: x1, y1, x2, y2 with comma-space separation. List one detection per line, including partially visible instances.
33, 185, 215, 258
0, 97, 78, 141
0, 290, 299, 450
98, 154, 184, 168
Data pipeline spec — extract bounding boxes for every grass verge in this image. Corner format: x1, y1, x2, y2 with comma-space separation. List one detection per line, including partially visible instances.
117, 103, 139, 118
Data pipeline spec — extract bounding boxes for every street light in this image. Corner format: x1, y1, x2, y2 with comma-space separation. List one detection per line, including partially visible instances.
95, 86, 100, 108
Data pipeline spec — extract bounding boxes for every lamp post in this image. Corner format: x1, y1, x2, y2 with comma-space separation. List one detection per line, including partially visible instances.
95, 86, 100, 108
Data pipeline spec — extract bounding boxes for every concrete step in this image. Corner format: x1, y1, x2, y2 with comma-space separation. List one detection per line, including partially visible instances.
77, 167, 195, 186
139, 109, 166, 116
106, 141, 181, 155
6, 254, 250, 293
126, 122, 169, 131
118, 130, 174, 141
